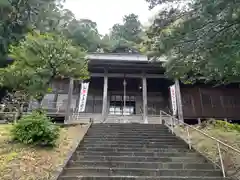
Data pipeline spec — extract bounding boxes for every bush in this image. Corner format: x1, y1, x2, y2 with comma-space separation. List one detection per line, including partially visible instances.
214, 120, 240, 133
11, 111, 60, 146
199, 119, 215, 129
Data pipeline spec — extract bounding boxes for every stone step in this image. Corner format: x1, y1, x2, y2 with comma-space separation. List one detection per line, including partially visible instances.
67, 161, 217, 170
88, 128, 170, 131
88, 126, 169, 129
71, 155, 206, 163
89, 128, 169, 131
86, 132, 172, 135
89, 125, 168, 128
74, 151, 199, 158
91, 124, 166, 126
88, 128, 170, 134
83, 137, 179, 140
81, 142, 187, 147
82, 139, 185, 143
58, 176, 228, 180
90, 124, 166, 126
61, 167, 222, 177
88, 128, 171, 131
77, 147, 192, 153
79, 144, 188, 149
84, 134, 176, 138
81, 137, 184, 143
84, 135, 176, 138
90, 126, 168, 129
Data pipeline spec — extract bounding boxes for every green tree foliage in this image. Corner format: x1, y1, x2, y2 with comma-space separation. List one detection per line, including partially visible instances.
0, 32, 88, 105
103, 13, 144, 53
145, 0, 240, 84
121, 14, 144, 44
33, 2, 71, 33
0, 0, 59, 61
31, 2, 102, 52
65, 19, 102, 52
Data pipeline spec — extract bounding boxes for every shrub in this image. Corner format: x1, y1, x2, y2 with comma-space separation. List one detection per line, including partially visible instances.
11, 111, 60, 146
199, 119, 215, 129
214, 120, 240, 133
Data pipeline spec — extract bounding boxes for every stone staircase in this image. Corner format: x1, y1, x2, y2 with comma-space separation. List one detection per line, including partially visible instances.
57, 123, 228, 180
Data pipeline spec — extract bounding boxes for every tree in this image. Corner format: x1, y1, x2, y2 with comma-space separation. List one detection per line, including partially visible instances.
0, 0, 59, 61
122, 14, 143, 44
29, 3, 103, 53
145, 0, 240, 84
104, 13, 144, 53
33, 3, 72, 33
65, 19, 102, 52
110, 13, 143, 44
0, 32, 88, 107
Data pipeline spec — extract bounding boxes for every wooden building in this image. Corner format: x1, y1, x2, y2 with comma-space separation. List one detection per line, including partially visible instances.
30, 53, 240, 123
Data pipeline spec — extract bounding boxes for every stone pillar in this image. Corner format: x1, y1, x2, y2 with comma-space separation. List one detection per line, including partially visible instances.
175, 79, 184, 123
65, 78, 74, 122
102, 72, 108, 121
198, 118, 201, 125
142, 76, 148, 124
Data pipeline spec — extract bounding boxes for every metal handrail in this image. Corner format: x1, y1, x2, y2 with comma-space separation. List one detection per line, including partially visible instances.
160, 110, 240, 178
161, 111, 240, 153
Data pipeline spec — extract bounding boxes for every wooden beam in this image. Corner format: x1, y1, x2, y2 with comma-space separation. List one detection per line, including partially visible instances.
102, 72, 108, 121
75, 80, 81, 112
91, 73, 165, 79
175, 79, 184, 122
65, 78, 74, 122
142, 76, 148, 124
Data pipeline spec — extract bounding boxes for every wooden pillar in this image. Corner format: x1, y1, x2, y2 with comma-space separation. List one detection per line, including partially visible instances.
102, 72, 108, 121
123, 79, 127, 123
175, 79, 184, 123
65, 78, 74, 122
142, 76, 148, 124
75, 80, 81, 112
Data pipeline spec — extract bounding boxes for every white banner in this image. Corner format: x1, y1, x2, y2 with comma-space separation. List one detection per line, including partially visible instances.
78, 82, 89, 112
170, 84, 177, 116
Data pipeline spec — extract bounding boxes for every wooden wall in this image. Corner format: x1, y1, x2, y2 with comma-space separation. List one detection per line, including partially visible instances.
181, 87, 240, 119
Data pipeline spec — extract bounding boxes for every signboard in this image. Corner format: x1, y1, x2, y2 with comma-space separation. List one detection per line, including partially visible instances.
170, 84, 177, 116
78, 82, 89, 112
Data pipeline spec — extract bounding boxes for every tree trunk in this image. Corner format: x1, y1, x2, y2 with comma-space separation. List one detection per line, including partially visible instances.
36, 95, 44, 110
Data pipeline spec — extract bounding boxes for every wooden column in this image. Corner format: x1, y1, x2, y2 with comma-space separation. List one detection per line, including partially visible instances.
123, 79, 127, 123
102, 72, 108, 121
75, 80, 81, 112
175, 79, 184, 123
65, 78, 74, 122
142, 76, 148, 124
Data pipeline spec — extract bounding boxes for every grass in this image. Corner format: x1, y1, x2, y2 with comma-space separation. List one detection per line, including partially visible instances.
0, 124, 88, 180
175, 123, 240, 179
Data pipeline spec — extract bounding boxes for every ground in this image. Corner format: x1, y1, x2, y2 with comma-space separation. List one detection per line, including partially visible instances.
175, 123, 240, 179
0, 124, 88, 180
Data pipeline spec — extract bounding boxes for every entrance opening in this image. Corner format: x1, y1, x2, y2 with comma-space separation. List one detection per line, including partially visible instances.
106, 77, 172, 117
109, 95, 136, 115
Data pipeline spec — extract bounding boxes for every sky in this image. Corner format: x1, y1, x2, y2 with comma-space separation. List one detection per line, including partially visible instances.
64, 0, 160, 35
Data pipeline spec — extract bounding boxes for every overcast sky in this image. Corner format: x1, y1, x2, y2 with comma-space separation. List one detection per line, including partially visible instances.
64, 0, 160, 35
